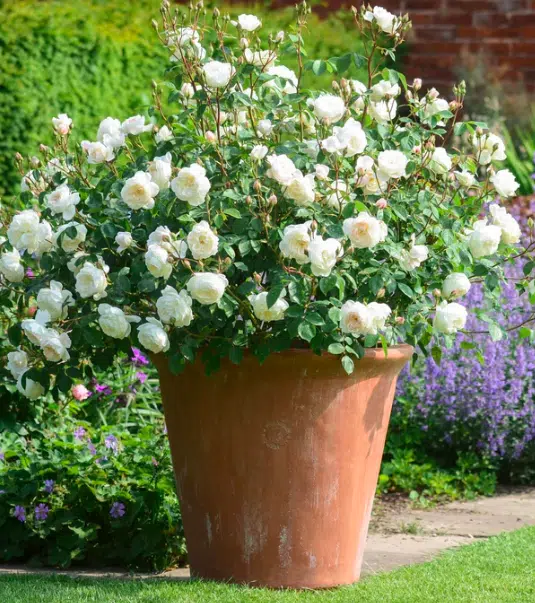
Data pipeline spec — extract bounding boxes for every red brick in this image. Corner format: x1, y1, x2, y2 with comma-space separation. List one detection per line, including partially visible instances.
511, 41, 535, 55
457, 25, 518, 38
413, 25, 458, 40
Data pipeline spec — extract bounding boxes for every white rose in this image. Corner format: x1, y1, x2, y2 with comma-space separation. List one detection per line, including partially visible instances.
250, 145, 268, 161
171, 163, 211, 206
325, 180, 350, 209
7, 350, 28, 379
237, 13, 262, 31
433, 301, 468, 334
22, 312, 50, 346
429, 147, 452, 175
343, 213, 387, 249
399, 243, 429, 271
370, 80, 400, 101
340, 301, 374, 336
54, 222, 87, 253
203, 61, 235, 88
0, 249, 24, 282
121, 171, 159, 211
40, 328, 71, 363
308, 237, 343, 277
371, 6, 399, 34
474, 132, 506, 165
279, 221, 313, 264
115, 231, 134, 253
303, 139, 320, 159
52, 113, 72, 135
350, 80, 367, 113
257, 119, 273, 137
265, 65, 298, 94
75, 262, 108, 300
80, 141, 115, 164
98, 304, 140, 339
187, 272, 228, 305
266, 154, 296, 186
355, 155, 388, 195
45, 184, 80, 221
181, 82, 195, 99
97, 117, 125, 149
148, 153, 172, 191
442, 273, 471, 299
156, 286, 194, 326
137, 318, 170, 353
468, 220, 502, 258
377, 150, 408, 180
315, 164, 329, 180
20, 170, 46, 197
285, 171, 316, 206
145, 245, 172, 280
488, 205, 521, 245
155, 125, 173, 143
187, 220, 219, 260
121, 115, 152, 135
148, 226, 187, 258
490, 169, 519, 198
422, 97, 449, 121
8, 210, 52, 255
454, 170, 475, 187
331, 118, 367, 157
313, 94, 346, 124
36, 281, 74, 321
249, 291, 289, 322
67, 251, 87, 274
244, 49, 276, 67
17, 372, 45, 400
368, 302, 392, 333
369, 99, 397, 123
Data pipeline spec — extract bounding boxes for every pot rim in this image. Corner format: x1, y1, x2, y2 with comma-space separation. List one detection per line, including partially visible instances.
274, 343, 414, 361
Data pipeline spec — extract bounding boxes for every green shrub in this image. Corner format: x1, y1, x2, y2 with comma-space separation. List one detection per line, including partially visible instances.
0, 0, 368, 198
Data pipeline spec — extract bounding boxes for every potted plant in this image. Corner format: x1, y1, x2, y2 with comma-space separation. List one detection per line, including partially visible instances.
0, 0, 528, 589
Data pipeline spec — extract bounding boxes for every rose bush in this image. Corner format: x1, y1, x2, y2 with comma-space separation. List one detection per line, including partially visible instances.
0, 1, 532, 400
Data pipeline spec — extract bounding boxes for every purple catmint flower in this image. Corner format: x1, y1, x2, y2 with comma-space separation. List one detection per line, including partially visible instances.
110, 502, 126, 518
131, 347, 149, 367
44, 480, 54, 494
13, 506, 26, 522
94, 383, 112, 396
25, 268, 35, 278
104, 434, 119, 453
74, 426, 86, 441
0, 451, 4, 461
87, 442, 97, 456
136, 371, 148, 384
34, 504, 49, 521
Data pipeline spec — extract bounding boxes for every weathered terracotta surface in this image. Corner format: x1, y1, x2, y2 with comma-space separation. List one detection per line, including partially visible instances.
154, 345, 413, 589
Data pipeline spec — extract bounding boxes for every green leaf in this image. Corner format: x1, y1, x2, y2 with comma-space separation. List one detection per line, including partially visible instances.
266, 285, 285, 309
224, 208, 241, 219
341, 355, 354, 375
305, 312, 325, 326
431, 345, 442, 365
298, 322, 316, 342
398, 283, 414, 298
328, 343, 345, 355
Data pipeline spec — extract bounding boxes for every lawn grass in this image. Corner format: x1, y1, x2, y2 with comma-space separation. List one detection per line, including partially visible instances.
1, 527, 534, 602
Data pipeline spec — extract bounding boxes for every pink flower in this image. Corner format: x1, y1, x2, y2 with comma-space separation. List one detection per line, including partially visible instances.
72, 384, 91, 401
375, 198, 388, 209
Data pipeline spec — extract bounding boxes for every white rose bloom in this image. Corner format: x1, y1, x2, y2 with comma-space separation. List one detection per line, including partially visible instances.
40, 328, 71, 363
442, 273, 471, 299
22, 311, 50, 346
0, 249, 24, 282
21, 170, 46, 196
137, 318, 170, 353
249, 291, 289, 322
279, 221, 314, 264
302, 139, 320, 160
488, 204, 522, 245
171, 163, 211, 206
52, 113, 72, 135
257, 119, 273, 137
148, 226, 187, 258
187, 220, 219, 260
80, 141, 114, 164
250, 145, 268, 161
115, 231, 134, 254
308, 237, 343, 277
325, 180, 350, 209
490, 169, 519, 198
315, 164, 329, 180
313, 94, 346, 124
244, 49, 276, 67
355, 155, 388, 195
121, 171, 159, 211
370, 80, 401, 102
17, 372, 45, 400
75, 262, 108, 299
350, 79, 367, 113
370, 6, 399, 34
155, 125, 173, 143
36, 281, 74, 321
181, 82, 195, 99
237, 13, 262, 31
156, 286, 194, 326
121, 115, 152, 135
145, 244, 173, 280
97, 117, 125, 149
45, 184, 80, 220
321, 135, 345, 154
422, 97, 449, 121
187, 272, 229, 305
203, 61, 235, 88
429, 147, 452, 175
7, 350, 28, 379
265, 65, 298, 94
148, 153, 172, 191
343, 213, 387, 249
8, 210, 51, 255
98, 304, 140, 339
433, 301, 468, 335
454, 170, 475, 187
54, 222, 87, 253
377, 150, 408, 180
468, 220, 502, 258
266, 154, 296, 186
369, 302, 392, 332
340, 301, 374, 336
474, 132, 506, 165
333, 118, 368, 157
399, 242, 429, 271
67, 251, 87, 274
369, 99, 397, 123
285, 171, 316, 206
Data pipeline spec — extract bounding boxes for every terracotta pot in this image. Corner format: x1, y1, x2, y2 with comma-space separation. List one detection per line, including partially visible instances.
154, 344, 413, 589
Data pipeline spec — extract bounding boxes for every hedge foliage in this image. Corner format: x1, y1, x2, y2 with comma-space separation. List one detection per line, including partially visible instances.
0, 0, 368, 198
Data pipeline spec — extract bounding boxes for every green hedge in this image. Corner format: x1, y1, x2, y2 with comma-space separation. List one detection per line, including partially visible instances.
0, 0, 368, 197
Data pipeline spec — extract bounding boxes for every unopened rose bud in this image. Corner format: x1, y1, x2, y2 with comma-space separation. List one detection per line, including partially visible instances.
246, 195, 253, 205
375, 198, 388, 209
205, 131, 217, 143
332, 81, 340, 92
406, 90, 413, 101
253, 272, 262, 284
377, 288, 386, 298
449, 100, 460, 111
196, 0, 203, 9
425, 140, 435, 151
254, 180, 262, 192
181, 82, 194, 99
183, 259, 191, 270
14, 152, 23, 163
447, 172, 456, 182
412, 78, 422, 91
268, 193, 278, 205
395, 316, 405, 325
39, 144, 50, 154
30, 156, 40, 167
151, 19, 159, 30
428, 87, 439, 100
239, 37, 249, 49
276, 30, 285, 42
412, 145, 422, 155
28, 305, 38, 317
528, 217, 534, 230
213, 7, 220, 17
433, 289, 441, 298
475, 126, 484, 137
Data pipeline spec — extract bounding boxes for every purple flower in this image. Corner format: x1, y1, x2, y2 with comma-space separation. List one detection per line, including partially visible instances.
0, 451, 4, 461
44, 480, 54, 494
94, 383, 112, 396
74, 426, 86, 441
25, 268, 35, 278
151, 457, 159, 466
87, 442, 97, 456
104, 434, 119, 453
13, 506, 26, 522
131, 347, 149, 367
110, 502, 126, 519
34, 504, 49, 521
136, 371, 148, 384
